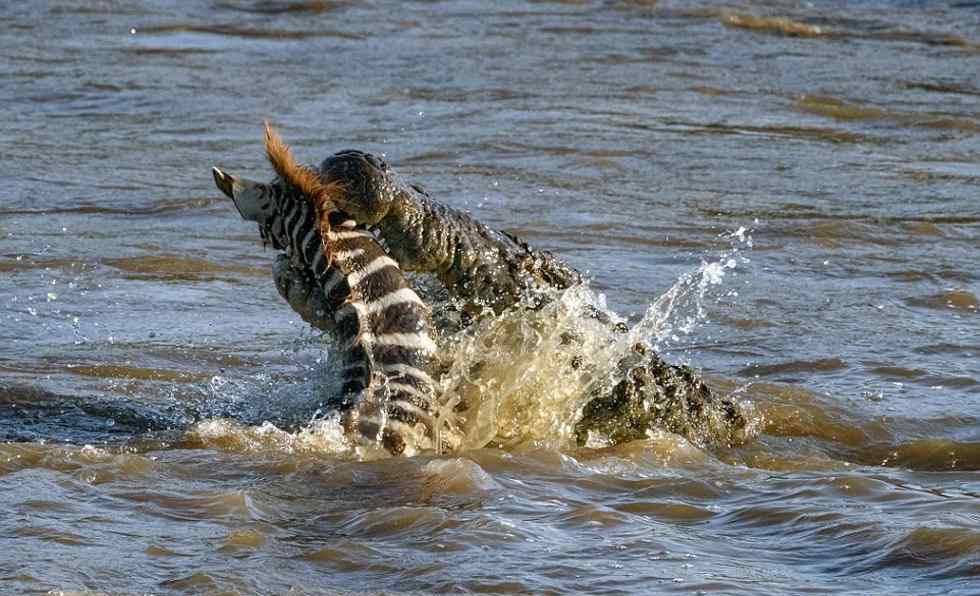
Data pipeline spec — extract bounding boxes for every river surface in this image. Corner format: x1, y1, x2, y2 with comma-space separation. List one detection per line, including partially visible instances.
2, 1, 979, 594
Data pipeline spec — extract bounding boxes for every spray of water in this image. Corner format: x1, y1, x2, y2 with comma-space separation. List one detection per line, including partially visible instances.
631, 227, 752, 353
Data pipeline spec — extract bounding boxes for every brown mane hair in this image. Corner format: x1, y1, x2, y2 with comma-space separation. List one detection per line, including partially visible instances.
263, 121, 342, 242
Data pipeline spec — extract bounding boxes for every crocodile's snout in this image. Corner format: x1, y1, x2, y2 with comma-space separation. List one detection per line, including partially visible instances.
319, 150, 394, 225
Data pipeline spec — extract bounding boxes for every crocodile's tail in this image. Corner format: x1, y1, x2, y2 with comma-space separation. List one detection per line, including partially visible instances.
262, 124, 454, 455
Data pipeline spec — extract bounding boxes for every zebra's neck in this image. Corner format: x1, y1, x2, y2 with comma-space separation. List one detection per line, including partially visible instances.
275, 194, 451, 455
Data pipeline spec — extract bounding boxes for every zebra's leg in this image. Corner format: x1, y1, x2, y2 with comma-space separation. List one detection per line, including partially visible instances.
573, 344, 747, 448
272, 254, 334, 332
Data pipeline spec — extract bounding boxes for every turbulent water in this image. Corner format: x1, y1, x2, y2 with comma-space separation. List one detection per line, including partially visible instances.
2, 1, 979, 594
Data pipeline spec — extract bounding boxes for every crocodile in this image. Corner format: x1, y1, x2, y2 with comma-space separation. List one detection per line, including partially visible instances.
213, 127, 747, 453
311, 146, 747, 448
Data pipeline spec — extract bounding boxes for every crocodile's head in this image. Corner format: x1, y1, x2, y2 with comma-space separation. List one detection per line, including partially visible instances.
212, 167, 288, 250
319, 150, 398, 226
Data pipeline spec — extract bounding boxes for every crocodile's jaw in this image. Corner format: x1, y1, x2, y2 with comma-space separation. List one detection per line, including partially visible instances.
212, 167, 274, 223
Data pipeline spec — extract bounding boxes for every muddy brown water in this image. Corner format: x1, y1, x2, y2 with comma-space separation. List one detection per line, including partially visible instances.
1, 1, 979, 594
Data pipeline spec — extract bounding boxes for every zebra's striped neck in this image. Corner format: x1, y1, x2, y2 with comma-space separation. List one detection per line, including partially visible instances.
271, 189, 452, 455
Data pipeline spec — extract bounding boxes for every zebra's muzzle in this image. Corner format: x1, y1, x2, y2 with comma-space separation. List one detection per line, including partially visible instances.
212, 167, 274, 223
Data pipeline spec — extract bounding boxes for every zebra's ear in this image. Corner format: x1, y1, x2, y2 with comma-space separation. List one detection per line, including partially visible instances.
212, 167, 274, 222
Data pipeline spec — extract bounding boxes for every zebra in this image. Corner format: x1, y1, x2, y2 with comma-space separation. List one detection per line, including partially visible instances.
212, 124, 458, 455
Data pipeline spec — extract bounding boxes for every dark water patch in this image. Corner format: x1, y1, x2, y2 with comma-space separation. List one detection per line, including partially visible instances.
160, 573, 223, 592
900, 161, 980, 182
0, 197, 222, 218
688, 85, 735, 97
883, 270, 936, 283
397, 150, 458, 166
899, 80, 980, 97
621, 118, 872, 144
509, 227, 712, 251
869, 365, 928, 380
912, 342, 980, 356
214, 0, 346, 15
864, 30, 979, 51
587, 46, 692, 66
300, 540, 400, 572
902, 222, 946, 236
102, 255, 267, 280
0, 384, 181, 445
905, 290, 978, 313
79, 81, 147, 93
402, 85, 533, 103
135, 345, 250, 371
742, 381, 980, 470
802, 221, 897, 248
123, 46, 222, 56
623, 83, 658, 96
14, 526, 95, 547
716, 10, 979, 52
613, 500, 715, 522
740, 358, 848, 379
796, 95, 980, 132
867, 439, 980, 471
137, 23, 365, 41
747, 382, 886, 448
66, 364, 211, 384
701, 209, 980, 227
0, 257, 91, 274
46, 4, 154, 16
848, 527, 980, 577
796, 95, 890, 122
712, 314, 774, 331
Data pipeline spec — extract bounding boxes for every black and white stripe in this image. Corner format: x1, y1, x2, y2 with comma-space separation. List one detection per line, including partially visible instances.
270, 191, 447, 455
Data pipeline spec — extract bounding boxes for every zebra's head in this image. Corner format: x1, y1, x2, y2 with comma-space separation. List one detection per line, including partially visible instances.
212, 167, 288, 250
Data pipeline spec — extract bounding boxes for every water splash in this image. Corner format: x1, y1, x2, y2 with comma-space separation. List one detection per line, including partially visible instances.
184, 416, 357, 458
631, 227, 752, 352
430, 227, 755, 451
